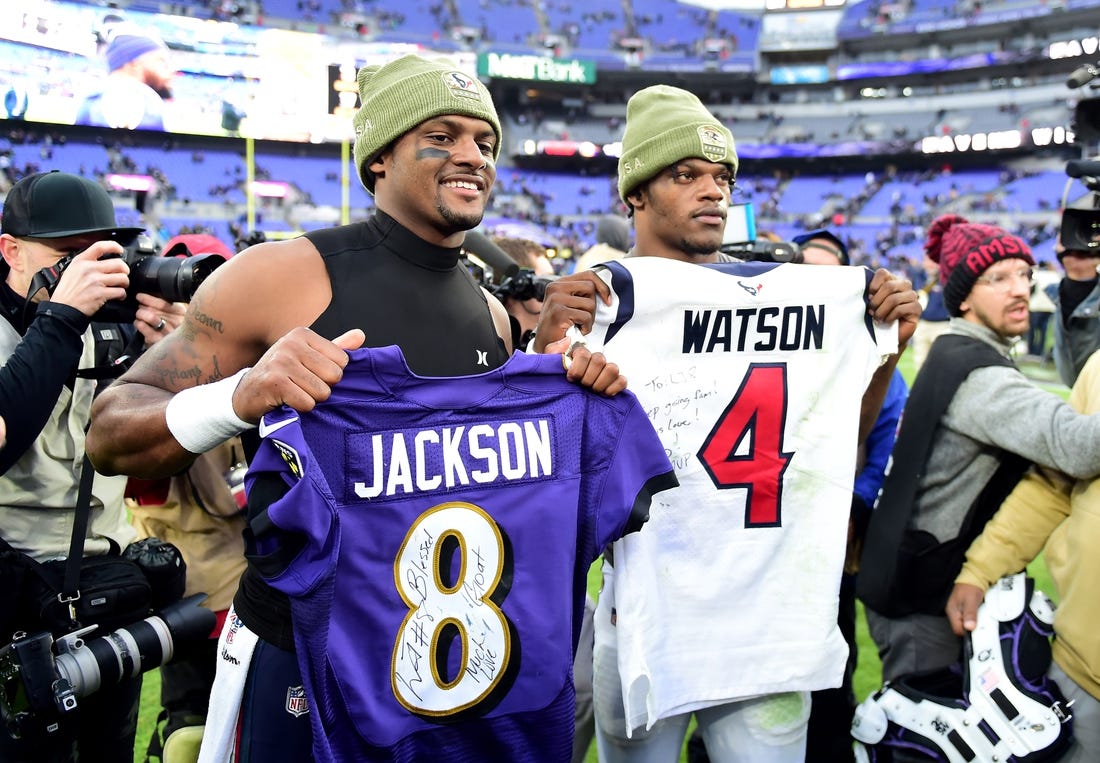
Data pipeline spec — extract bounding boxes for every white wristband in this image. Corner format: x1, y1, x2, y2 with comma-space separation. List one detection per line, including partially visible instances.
165, 368, 253, 454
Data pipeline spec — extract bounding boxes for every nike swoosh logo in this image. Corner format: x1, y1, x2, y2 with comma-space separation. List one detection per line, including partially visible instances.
258, 415, 299, 438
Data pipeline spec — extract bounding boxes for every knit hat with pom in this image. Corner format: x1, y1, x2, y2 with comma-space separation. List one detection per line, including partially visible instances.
617, 85, 737, 203
352, 55, 501, 194
924, 214, 1034, 316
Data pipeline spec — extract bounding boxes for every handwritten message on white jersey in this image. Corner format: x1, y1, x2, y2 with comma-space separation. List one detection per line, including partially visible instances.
586, 257, 897, 729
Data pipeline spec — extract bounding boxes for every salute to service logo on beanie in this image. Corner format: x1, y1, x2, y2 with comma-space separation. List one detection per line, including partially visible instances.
924, 213, 1034, 316
352, 55, 501, 193
617, 85, 737, 203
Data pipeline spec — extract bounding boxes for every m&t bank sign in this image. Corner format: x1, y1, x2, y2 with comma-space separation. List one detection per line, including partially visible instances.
478, 53, 596, 84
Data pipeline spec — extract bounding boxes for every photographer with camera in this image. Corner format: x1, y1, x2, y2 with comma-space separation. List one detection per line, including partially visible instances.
490, 235, 556, 348
1049, 177, 1100, 387
0, 170, 186, 762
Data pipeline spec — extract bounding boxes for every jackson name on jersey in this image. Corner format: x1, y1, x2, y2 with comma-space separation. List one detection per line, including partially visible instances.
352, 418, 553, 498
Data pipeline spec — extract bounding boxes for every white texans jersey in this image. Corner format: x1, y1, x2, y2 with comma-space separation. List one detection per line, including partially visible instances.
586, 257, 897, 730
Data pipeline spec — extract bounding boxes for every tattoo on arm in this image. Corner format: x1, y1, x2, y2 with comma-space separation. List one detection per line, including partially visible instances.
204, 355, 225, 385
193, 309, 225, 334
155, 364, 203, 390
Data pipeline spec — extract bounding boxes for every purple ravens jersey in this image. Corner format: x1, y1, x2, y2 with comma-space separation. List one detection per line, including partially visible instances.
247, 345, 676, 762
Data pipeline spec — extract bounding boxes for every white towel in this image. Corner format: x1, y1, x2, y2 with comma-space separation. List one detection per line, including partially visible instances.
197, 606, 258, 763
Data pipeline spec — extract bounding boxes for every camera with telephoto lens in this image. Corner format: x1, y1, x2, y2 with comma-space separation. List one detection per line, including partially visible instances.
0, 594, 214, 742
35, 233, 226, 323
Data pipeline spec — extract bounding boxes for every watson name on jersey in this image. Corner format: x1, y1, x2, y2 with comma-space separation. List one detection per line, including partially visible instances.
246, 345, 676, 762
587, 257, 897, 731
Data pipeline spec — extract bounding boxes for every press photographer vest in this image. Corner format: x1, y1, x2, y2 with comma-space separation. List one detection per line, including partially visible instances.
0, 314, 136, 561
858, 333, 1029, 617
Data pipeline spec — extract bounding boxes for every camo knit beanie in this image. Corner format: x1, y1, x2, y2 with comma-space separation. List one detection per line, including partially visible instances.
352, 55, 502, 194
925, 213, 1034, 316
617, 85, 737, 204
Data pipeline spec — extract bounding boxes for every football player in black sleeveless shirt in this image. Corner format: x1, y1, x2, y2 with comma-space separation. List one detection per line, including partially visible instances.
88, 55, 626, 761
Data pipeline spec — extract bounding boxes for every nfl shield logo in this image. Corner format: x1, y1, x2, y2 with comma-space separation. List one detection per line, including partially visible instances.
225, 612, 243, 645
285, 685, 310, 717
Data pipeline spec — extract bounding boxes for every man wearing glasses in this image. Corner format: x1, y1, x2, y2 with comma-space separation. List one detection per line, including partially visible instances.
858, 213, 1100, 681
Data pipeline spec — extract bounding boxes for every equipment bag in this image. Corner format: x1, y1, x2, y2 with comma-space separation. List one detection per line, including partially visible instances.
32, 550, 153, 636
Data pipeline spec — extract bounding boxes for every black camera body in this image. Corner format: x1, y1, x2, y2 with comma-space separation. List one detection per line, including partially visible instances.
720, 201, 804, 263
1061, 160, 1100, 254
720, 239, 804, 264
0, 595, 214, 741
1, 631, 78, 736
101, 234, 226, 322
36, 233, 226, 323
492, 269, 557, 302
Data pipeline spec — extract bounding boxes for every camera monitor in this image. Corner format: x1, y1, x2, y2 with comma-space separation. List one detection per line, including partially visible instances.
723, 202, 757, 248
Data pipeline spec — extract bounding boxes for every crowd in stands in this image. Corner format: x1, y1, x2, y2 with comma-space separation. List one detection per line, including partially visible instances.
6, 36, 1100, 761
61, 0, 1100, 71
0, 120, 1071, 279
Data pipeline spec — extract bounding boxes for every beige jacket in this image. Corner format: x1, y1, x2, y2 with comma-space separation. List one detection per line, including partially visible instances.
958, 350, 1100, 701
572, 243, 626, 272
128, 438, 247, 613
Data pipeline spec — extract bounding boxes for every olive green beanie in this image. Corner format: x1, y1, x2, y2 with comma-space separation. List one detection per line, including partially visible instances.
617, 85, 737, 203
352, 55, 502, 194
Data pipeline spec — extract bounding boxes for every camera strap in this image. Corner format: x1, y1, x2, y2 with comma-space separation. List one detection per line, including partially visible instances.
25, 259, 72, 307
57, 454, 97, 628
76, 326, 143, 381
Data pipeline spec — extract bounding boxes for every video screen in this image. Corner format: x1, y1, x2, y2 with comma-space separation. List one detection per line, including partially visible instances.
0, 1, 470, 144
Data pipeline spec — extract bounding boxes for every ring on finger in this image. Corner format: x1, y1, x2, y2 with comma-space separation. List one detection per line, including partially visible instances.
155, 318, 167, 331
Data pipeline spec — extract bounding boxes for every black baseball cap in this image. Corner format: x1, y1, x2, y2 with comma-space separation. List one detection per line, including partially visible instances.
1, 171, 144, 243
792, 228, 850, 265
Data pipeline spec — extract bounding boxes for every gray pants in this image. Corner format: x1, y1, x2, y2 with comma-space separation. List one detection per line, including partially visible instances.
864, 608, 961, 682
592, 590, 808, 763
1049, 660, 1100, 763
